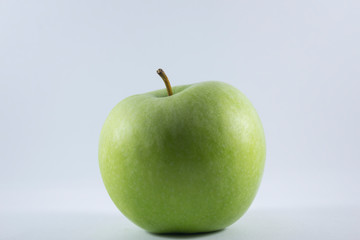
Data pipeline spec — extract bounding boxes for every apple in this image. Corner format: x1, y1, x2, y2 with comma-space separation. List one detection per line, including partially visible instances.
99, 69, 266, 233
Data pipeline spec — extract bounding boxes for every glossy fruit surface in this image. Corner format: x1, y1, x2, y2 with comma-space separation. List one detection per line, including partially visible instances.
99, 81, 266, 233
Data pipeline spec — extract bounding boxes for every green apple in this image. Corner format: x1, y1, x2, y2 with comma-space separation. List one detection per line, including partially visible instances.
99, 69, 266, 233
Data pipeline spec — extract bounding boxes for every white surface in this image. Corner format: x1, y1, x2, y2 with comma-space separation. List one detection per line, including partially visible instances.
1, 1, 360, 239
2, 206, 359, 240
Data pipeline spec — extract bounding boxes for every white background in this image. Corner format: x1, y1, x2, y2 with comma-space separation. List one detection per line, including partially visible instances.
1, 0, 359, 239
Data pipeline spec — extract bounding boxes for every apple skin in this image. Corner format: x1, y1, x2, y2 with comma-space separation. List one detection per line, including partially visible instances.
99, 81, 266, 233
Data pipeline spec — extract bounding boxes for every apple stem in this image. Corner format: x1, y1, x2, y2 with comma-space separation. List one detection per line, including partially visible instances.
157, 68, 173, 96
